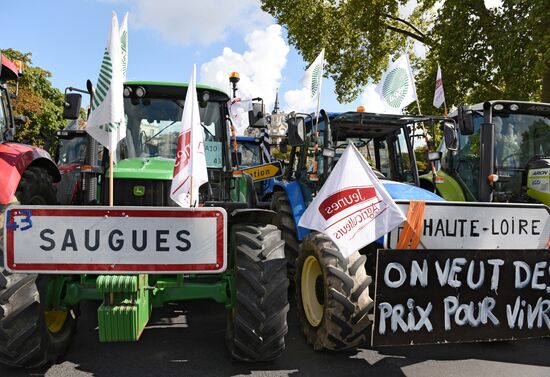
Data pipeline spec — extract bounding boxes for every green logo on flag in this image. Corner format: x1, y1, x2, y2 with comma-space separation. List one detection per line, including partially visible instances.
121, 30, 128, 77
311, 64, 321, 97
382, 67, 409, 108
91, 48, 122, 133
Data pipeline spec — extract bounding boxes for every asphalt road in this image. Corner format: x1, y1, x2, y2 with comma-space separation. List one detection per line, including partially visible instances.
1, 299, 550, 377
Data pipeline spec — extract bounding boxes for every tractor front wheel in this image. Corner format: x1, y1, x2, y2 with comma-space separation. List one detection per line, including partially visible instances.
226, 224, 289, 362
296, 232, 373, 350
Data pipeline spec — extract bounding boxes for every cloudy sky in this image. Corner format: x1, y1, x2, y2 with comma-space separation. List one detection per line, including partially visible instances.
3, 0, 372, 115
2, 0, 503, 120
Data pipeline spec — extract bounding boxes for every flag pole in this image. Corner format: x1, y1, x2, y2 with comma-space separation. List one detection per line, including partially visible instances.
109, 151, 114, 206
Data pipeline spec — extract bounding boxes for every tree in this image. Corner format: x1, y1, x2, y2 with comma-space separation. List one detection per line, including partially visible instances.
261, 0, 550, 109
2, 48, 66, 147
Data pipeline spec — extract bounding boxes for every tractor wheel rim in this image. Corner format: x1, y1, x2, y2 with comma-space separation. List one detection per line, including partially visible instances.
45, 309, 69, 334
301, 255, 324, 327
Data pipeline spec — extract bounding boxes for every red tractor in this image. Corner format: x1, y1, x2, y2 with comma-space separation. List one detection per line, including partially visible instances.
0, 53, 60, 210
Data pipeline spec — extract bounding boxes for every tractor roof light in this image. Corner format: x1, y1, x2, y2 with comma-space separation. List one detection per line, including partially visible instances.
356, 105, 365, 112
135, 86, 146, 98
13, 60, 23, 74
229, 71, 240, 84
123, 86, 132, 97
493, 104, 504, 111
509, 103, 519, 111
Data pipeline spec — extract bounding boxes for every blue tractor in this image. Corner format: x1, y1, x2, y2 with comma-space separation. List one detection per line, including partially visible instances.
271, 109, 450, 351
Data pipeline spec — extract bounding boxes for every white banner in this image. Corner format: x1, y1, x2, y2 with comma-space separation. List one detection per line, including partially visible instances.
170, 65, 209, 207
302, 48, 325, 99
374, 54, 418, 114
229, 97, 253, 133
86, 12, 126, 152
120, 12, 128, 81
298, 144, 406, 258
433, 63, 445, 108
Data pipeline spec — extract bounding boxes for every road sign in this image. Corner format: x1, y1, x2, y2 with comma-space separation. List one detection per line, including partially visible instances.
385, 201, 550, 250
372, 249, 550, 346
241, 161, 283, 182
3, 206, 227, 274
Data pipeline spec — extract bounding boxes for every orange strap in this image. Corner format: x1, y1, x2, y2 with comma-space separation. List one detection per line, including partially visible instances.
396, 200, 426, 250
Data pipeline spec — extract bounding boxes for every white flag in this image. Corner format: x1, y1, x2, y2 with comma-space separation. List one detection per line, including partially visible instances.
298, 144, 406, 258
433, 63, 445, 108
170, 65, 208, 207
302, 49, 325, 99
374, 54, 418, 114
228, 97, 253, 133
120, 12, 128, 81
86, 12, 126, 152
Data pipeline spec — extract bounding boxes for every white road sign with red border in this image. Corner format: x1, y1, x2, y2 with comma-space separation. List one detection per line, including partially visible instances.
385, 201, 550, 250
3, 206, 227, 274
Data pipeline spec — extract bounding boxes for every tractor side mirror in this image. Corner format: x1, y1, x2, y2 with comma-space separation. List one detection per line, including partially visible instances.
287, 116, 305, 147
457, 106, 474, 135
248, 102, 266, 127
63, 93, 82, 120
442, 121, 459, 151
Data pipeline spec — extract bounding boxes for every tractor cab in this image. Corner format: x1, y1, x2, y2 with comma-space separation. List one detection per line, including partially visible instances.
285, 110, 451, 200
0, 54, 22, 142
431, 100, 550, 205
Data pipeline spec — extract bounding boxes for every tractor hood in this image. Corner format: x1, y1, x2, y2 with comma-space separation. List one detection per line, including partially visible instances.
113, 157, 175, 180
382, 181, 444, 201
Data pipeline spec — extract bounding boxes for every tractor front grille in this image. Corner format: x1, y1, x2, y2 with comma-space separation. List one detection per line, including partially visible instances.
110, 179, 177, 207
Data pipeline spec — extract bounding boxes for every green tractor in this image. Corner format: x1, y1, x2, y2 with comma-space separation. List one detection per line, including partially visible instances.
420, 100, 550, 205
0, 81, 289, 367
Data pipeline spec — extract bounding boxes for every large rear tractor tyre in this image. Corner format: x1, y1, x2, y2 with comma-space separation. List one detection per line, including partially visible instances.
296, 232, 373, 351
226, 224, 289, 362
15, 166, 58, 205
0, 167, 76, 368
271, 192, 300, 279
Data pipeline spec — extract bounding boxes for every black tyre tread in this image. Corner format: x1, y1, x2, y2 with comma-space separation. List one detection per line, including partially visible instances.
15, 167, 57, 205
227, 224, 289, 362
271, 192, 300, 278
296, 232, 373, 351
0, 169, 74, 368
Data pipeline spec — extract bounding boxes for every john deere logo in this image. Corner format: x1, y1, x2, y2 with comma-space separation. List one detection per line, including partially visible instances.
133, 186, 145, 196
382, 67, 409, 108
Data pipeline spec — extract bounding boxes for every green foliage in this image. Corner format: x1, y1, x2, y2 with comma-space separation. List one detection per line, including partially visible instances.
2, 48, 66, 147
261, 0, 550, 108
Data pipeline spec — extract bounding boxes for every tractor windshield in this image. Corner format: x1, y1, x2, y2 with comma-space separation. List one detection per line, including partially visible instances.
333, 128, 415, 184
121, 94, 225, 168
454, 113, 550, 200
237, 141, 262, 167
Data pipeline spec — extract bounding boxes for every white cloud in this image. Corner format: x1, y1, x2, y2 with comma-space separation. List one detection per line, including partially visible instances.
283, 88, 316, 113
484, 0, 503, 9
128, 0, 271, 46
199, 24, 289, 113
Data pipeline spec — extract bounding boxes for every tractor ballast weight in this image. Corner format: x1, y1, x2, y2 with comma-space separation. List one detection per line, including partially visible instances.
0, 81, 289, 367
